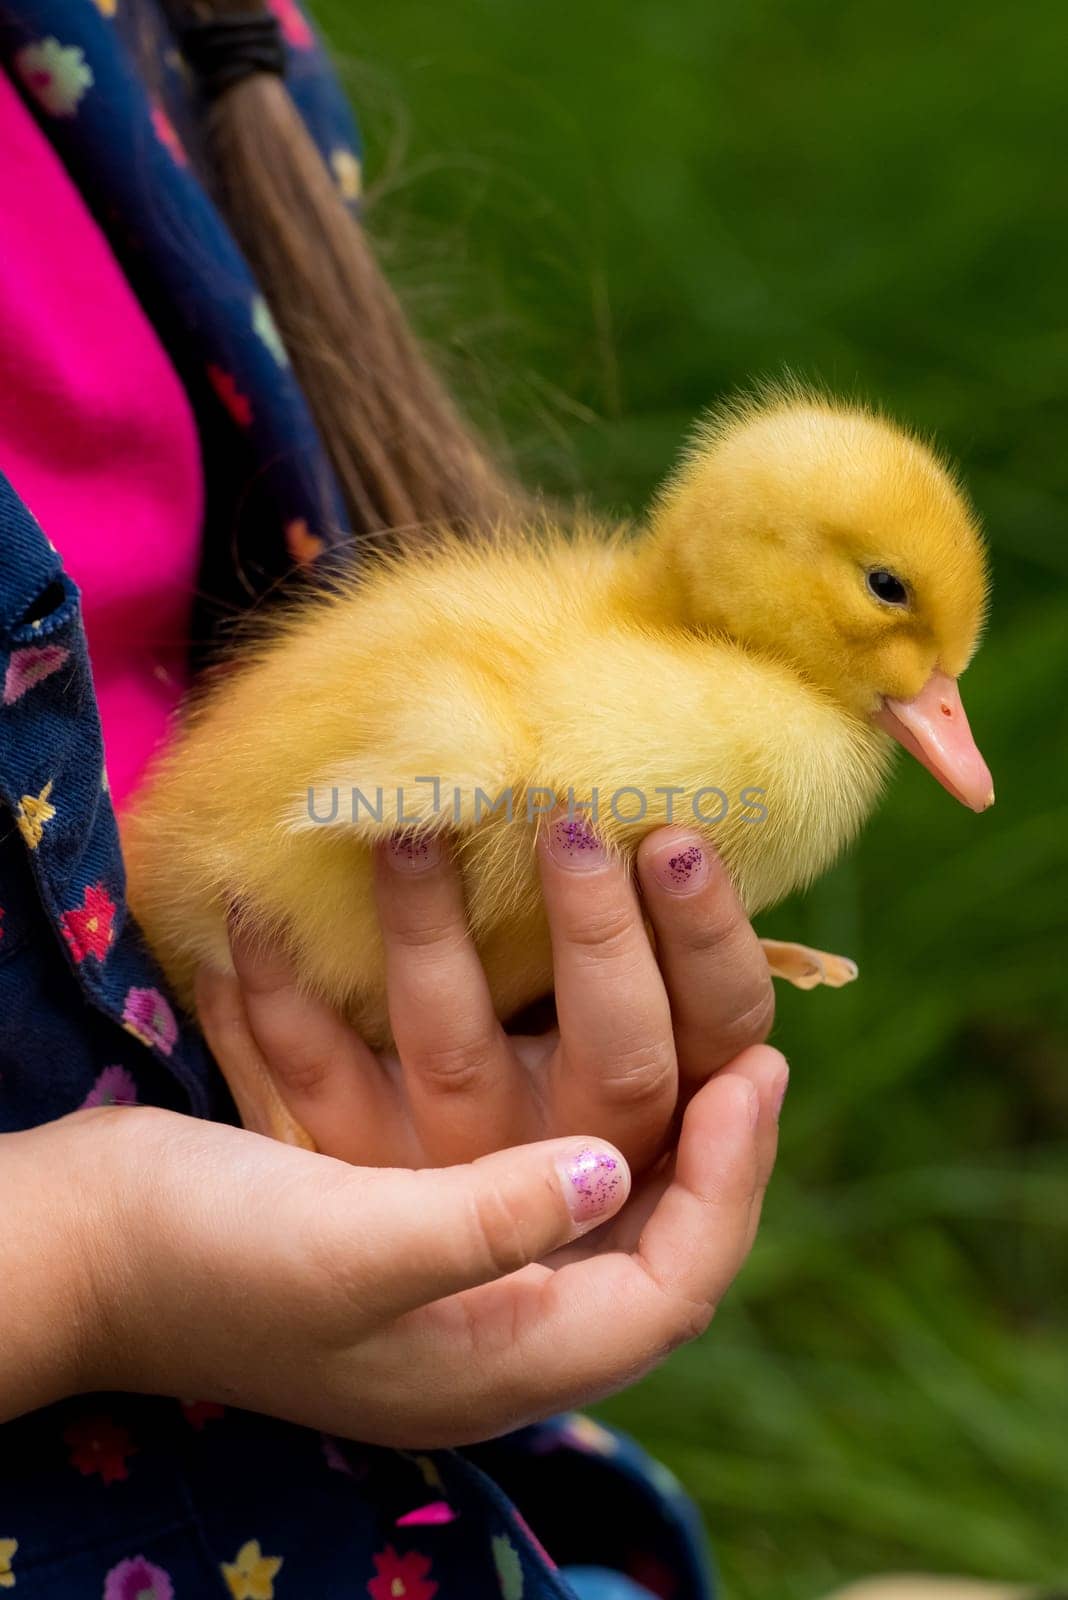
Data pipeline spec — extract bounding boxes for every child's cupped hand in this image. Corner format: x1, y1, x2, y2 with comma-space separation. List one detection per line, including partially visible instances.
21, 1040, 782, 1445
195, 824, 777, 1175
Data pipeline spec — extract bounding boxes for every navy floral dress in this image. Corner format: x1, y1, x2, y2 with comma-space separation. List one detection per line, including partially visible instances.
0, 2, 715, 1596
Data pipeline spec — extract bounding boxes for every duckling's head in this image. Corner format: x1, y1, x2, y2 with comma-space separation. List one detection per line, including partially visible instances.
649, 389, 993, 810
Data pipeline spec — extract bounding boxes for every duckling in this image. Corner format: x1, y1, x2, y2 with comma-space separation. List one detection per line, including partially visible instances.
123, 388, 992, 1073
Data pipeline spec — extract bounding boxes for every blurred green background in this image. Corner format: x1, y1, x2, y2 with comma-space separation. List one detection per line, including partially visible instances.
314, 3, 1068, 1594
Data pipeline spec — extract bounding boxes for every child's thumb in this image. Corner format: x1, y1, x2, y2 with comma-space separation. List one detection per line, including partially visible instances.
350, 1138, 631, 1321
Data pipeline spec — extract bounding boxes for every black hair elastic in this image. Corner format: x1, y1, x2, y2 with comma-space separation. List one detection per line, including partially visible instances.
180, 12, 286, 100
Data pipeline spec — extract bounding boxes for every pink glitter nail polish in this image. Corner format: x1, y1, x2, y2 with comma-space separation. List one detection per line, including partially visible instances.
387, 830, 440, 872
653, 838, 708, 893
548, 814, 607, 869
559, 1145, 626, 1223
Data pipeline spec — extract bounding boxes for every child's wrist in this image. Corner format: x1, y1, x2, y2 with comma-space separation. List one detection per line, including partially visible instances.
0, 1112, 124, 1416
0, 1105, 187, 1415
56, 1105, 185, 1400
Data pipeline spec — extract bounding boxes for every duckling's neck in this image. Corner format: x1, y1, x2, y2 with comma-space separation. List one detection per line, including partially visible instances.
609, 527, 703, 632
611, 524, 868, 732
610, 523, 787, 672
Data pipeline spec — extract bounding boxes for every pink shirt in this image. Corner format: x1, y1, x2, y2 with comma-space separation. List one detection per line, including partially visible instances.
0, 70, 203, 810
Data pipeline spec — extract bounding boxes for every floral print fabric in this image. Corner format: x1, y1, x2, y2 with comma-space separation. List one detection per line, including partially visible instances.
0, 1395, 706, 1596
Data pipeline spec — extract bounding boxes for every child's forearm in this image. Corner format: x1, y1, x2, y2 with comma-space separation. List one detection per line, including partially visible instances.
0, 1115, 105, 1420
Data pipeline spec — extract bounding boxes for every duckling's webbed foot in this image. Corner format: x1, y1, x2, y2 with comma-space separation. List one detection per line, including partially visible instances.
760, 939, 858, 990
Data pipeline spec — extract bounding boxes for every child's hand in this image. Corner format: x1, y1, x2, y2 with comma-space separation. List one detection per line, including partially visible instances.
7, 1042, 781, 1445
195, 827, 774, 1173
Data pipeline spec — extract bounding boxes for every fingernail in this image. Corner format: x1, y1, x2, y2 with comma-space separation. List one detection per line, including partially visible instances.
649, 835, 710, 895
772, 1068, 789, 1122
547, 813, 609, 871
557, 1144, 627, 1226
387, 830, 441, 873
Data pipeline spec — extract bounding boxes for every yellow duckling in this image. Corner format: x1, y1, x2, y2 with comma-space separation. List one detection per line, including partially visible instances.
123, 389, 993, 1054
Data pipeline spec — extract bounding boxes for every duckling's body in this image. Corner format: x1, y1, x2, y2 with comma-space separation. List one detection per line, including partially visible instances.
123, 392, 991, 1049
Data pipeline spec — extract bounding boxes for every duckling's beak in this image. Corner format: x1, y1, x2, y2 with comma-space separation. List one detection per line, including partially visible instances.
874, 670, 995, 812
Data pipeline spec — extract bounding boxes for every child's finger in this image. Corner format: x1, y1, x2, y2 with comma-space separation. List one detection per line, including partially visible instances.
194, 965, 318, 1149
206, 925, 398, 1164
536, 813, 677, 1171
745, 1044, 788, 1230
581, 1065, 762, 1347
374, 834, 524, 1163
333, 1136, 632, 1322
636, 829, 775, 1092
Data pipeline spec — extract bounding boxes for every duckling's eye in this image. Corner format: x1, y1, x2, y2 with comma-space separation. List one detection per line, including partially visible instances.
866, 568, 909, 607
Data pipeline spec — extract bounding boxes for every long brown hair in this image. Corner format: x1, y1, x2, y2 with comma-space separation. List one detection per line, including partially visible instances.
173, 0, 518, 539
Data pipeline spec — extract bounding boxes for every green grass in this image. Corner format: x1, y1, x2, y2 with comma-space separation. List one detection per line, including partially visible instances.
312, 3, 1068, 1593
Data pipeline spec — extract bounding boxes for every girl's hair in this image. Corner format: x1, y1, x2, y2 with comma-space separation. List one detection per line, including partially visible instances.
173, 0, 517, 538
